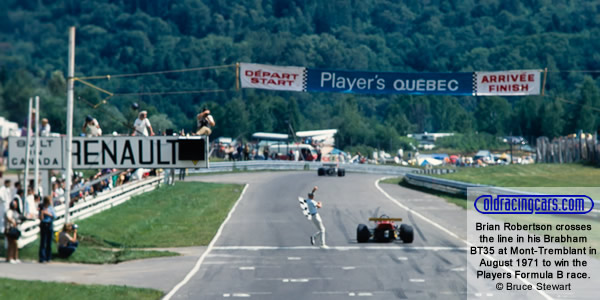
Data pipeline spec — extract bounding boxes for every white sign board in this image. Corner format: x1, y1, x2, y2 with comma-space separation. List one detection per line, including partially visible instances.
8, 136, 209, 169
8, 137, 63, 169
240, 63, 306, 92
475, 70, 541, 96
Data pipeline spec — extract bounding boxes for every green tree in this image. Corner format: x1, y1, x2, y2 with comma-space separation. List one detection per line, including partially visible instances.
574, 77, 600, 133
149, 113, 175, 134
539, 99, 565, 138
474, 97, 511, 135
221, 98, 250, 138
513, 97, 541, 138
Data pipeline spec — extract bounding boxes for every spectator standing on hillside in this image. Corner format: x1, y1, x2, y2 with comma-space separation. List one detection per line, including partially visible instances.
195, 107, 215, 136
82, 115, 102, 137
4, 199, 22, 263
237, 144, 244, 161
132, 111, 154, 136
40, 118, 51, 136
0, 179, 11, 234
243, 144, 250, 161
38, 196, 55, 263
263, 146, 269, 160
12, 186, 23, 215
11, 181, 20, 204
24, 187, 36, 219
51, 181, 65, 206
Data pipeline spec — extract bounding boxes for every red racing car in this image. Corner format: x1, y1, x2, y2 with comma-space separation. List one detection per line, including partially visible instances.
356, 215, 414, 243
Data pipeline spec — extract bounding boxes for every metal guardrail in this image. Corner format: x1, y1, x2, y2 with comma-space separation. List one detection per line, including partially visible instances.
188, 160, 417, 175
404, 172, 489, 196
404, 172, 600, 214
17, 175, 163, 248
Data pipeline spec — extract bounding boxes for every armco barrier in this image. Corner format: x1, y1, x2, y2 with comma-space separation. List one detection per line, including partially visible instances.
17, 175, 162, 248
404, 172, 600, 215
188, 160, 417, 176
404, 172, 488, 196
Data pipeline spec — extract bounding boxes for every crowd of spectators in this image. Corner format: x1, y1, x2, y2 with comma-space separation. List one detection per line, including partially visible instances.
0, 104, 197, 264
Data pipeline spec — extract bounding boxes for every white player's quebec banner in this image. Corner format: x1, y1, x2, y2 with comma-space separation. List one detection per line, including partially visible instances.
475, 69, 541, 96
240, 63, 306, 92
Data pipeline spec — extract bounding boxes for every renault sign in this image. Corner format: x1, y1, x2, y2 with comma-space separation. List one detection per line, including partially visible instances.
8, 136, 209, 169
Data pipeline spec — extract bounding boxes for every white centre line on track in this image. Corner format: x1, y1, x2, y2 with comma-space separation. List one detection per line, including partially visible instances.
223, 293, 251, 298
164, 184, 250, 300
282, 278, 310, 283
375, 177, 553, 300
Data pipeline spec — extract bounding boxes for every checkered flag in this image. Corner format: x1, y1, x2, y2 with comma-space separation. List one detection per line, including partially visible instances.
298, 197, 312, 220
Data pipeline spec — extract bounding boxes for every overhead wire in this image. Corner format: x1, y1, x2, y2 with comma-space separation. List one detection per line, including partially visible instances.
113, 89, 228, 97
72, 63, 236, 109
72, 63, 600, 111
546, 70, 600, 73
551, 96, 600, 112
76, 64, 236, 80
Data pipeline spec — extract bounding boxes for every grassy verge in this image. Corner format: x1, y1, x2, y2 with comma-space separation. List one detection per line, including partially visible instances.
77, 182, 243, 247
0, 278, 162, 300
1, 182, 243, 263
431, 163, 600, 187
380, 176, 403, 185
380, 176, 469, 209
394, 163, 600, 210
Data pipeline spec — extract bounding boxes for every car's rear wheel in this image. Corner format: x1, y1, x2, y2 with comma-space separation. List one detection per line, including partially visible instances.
399, 224, 414, 243
317, 168, 325, 176
337, 168, 345, 177
356, 224, 370, 243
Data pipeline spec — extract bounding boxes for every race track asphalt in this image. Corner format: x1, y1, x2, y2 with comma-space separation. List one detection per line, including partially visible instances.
6, 171, 594, 299
169, 171, 470, 300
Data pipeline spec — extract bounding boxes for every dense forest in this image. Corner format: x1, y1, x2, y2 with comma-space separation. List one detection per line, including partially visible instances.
0, 0, 599, 152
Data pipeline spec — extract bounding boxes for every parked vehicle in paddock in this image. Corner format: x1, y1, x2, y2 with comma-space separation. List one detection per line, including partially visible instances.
269, 143, 318, 161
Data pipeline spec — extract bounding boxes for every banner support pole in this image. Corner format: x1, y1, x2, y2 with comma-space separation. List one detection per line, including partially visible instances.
235, 62, 240, 91
541, 67, 548, 96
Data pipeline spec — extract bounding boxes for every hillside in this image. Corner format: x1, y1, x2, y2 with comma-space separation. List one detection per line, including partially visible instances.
0, 0, 598, 151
